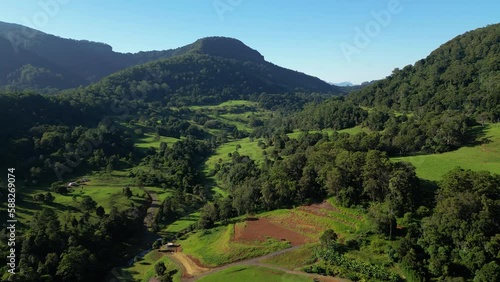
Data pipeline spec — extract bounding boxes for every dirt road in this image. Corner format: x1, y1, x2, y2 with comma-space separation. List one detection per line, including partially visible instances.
142, 187, 160, 228
170, 253, 209, 277
173, 246, 348, 282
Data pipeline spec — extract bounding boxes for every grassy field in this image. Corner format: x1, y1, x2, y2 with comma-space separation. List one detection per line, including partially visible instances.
392, 123, 500, 181
197, 265, 311, 282
260, 202, 365, 242
180, 224, 289, 267
188, 100, 257, 110
123, 119, 183, 150
287, 126, 369, 139
12, 169, 175, 230
203, 137, 269, 198
159, 212, 200, 237
337, 125, 371, 135
217, 113, 254, 132
12, 171, 149, 228
69, 173, 146, 210
204, 137, 268, 171
135, 132, 182, 149
261, 244, 317, 269
188, 100, 271, 133
143, 186, 174, 203
117, 250, 181, 282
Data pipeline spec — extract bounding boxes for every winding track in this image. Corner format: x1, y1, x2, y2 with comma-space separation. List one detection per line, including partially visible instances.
142, 187, 160, 228
145, 199, 349, 282
172, 246, 347, 282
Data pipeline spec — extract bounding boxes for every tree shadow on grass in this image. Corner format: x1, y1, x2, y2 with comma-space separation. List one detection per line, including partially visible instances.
46, 201, 81, 213
225, 267, 246, 274
168, 269, 178, 276
465, 125, 491, 147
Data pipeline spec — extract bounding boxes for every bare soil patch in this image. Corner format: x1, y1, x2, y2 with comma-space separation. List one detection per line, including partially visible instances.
170, 252, 209, 278
233, 217, 308, 246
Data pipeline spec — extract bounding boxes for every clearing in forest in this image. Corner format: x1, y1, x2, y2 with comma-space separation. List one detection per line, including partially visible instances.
233, 217, 308, 246
393, 123, 500, 181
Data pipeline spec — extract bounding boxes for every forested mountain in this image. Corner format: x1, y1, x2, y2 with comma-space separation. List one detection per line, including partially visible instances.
288, 24, 500, 157
350, 23, 500, 121
0, 21, 337, 94
181, 37, 336, 94
71, 55, 336, 107
0, 36, 83, 89
55, 37, 337, 108
0, 21, 199, 90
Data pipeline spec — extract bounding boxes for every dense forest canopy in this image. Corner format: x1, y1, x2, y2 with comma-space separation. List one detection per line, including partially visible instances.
349, 23, 500, 121
61, 53, 337, 109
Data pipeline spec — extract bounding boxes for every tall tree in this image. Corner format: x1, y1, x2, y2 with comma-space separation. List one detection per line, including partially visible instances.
56, 246, 97, 282
362, 150, 391, 202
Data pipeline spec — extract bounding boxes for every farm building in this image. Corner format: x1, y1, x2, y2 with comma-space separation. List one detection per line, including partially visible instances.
162, 242, 180, 253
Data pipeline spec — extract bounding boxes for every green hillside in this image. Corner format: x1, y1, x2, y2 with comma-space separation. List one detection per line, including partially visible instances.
393, 123, 500, 181
198, 266, 311, 282
350, 23, 500, 120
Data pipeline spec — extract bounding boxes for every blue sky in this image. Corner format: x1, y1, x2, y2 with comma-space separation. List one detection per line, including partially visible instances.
0, 0, 499, 84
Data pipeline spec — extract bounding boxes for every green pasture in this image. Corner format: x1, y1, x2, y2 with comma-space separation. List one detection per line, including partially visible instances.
189, 100, 270, 133
287, 126, 369, 139
204, 137, 267, 171
180, 224, 289, 267
13, 170, 170, 229
188, 100, 257, 110
118, 250, 181, 282
135, 132, 182, 149
261, 244, 317, 270
393, 123, 500, 181
197, 265, 311, 282
159, 212, 201, 236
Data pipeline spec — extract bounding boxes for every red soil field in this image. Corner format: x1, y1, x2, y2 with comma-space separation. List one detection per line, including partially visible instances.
233, 217, 308, 246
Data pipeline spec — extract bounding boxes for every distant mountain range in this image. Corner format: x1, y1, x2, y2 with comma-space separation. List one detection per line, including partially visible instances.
0, 21, 337, 94
332, 82, 354, 87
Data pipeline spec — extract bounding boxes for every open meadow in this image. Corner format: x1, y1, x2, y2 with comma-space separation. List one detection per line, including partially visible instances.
118, 250, 181, 282
393, 123, 500, 181
196, 265, 312, 282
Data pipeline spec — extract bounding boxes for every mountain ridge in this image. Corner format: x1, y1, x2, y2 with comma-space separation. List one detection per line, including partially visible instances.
0, 21, 335, 94
70, 49, 337, 107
